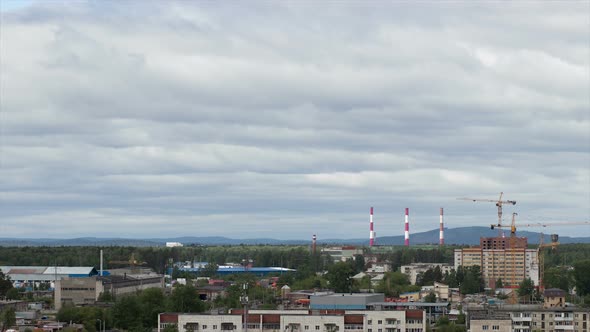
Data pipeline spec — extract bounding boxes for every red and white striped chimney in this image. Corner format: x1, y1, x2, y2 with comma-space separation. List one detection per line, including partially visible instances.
439, 208, 444, 245
369, 207, 375, 247
312, 234, 317, 254
404, 208, 410, 246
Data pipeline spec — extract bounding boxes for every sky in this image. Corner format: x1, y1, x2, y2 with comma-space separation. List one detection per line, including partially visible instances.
0, 1, 589, 240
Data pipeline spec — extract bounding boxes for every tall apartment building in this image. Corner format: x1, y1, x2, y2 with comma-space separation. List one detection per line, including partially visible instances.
454, 237, 539, 288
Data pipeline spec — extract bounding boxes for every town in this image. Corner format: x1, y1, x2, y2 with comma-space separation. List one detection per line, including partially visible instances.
1, 232, 589, 332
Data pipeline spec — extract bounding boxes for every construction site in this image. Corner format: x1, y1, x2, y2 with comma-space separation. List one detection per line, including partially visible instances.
351, 192, 589, 290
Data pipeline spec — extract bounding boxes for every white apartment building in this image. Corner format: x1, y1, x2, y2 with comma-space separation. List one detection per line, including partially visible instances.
158, 309, 426, 332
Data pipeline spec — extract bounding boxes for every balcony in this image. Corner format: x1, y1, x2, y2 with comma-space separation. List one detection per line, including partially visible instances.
554, 316, 574, 322
511, 317, 532, 322
554, 326, 574, 331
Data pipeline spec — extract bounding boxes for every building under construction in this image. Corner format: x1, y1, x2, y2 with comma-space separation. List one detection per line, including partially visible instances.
454, 236, 539, 289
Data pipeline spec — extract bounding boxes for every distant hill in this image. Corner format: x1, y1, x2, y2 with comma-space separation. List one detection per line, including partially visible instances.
1, 226, 589, 246
370, 226, 590, 245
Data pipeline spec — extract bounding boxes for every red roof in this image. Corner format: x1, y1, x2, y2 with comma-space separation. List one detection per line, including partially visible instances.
406, 310, 423, 319
159, 314, 178, 323
344, 315, 364, 324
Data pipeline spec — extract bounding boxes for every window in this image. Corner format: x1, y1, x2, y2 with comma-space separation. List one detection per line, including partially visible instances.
368, 320, 372, 325
378, 321, 383, 325
203, 326, 207, 330
305, 326, 309, 330
213, 326, 217, 330
482, 326, 489, 330
316, 326, 320, 330
493, 326, 499, 330
368, 329, 372, 332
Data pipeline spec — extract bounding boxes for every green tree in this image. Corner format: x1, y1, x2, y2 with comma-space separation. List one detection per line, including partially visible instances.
459, 266, 483, 294
495, 278, 504, 289
168, 284, 206, 313
0, 270, 13, 298
517, 278, 535, 300
424, 291, 436, 303
5, 288, 19, 300
573, 260, 590, 296
112, 295, 142, 330
353, 255, 365, 273
544, 267, 571, 291
325, 262, 355, 293
0, 307, 16, 332
139, 288, 166, 328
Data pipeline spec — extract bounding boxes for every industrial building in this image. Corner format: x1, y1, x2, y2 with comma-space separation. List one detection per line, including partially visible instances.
454, 237, 539, 288
158, 308, 426, 332
321, 247, 364, 263
54, 272, 164, 309
0, 266, 99, 289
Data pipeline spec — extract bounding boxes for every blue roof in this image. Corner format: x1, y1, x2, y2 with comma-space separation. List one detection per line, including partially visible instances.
179, 266, 295, 276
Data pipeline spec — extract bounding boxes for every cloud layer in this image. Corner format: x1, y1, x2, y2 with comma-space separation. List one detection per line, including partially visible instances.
1, 1, 589, 239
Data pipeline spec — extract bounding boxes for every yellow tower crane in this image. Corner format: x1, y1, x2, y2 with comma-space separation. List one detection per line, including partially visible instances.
458, 191, 516, 235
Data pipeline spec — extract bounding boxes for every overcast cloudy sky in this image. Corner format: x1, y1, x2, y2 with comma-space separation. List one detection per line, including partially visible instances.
0, 1, 589, 240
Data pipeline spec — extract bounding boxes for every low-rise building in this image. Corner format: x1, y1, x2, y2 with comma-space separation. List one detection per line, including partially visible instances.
465, 304, 590, 332
470, 311, 512, 332
321, 247, 364, 263
310, 293, 384, 310
399, 264, 453, 285
158, 309, 426, 332
55, 273, 164, 309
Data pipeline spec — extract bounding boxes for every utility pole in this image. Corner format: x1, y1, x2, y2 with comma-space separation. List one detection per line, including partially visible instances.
241, 283, 248, 332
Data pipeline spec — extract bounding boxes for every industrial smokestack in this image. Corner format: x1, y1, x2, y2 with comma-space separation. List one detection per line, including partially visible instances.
369, 207, 375, 247
404, 208, 410, 246
440, 208, 444, 245
312, 234, 317, 254
100, 249, 103, 277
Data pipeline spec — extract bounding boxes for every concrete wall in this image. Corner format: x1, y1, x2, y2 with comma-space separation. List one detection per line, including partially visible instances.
310, 294, 384, 310
470, 319, 512, 332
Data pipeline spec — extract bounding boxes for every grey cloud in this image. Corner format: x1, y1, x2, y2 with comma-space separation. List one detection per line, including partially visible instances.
0, 1, 588, 239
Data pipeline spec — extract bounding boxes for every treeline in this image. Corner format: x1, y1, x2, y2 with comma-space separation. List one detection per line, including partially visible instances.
0, 245, 457, 274
0, 246, 324, 274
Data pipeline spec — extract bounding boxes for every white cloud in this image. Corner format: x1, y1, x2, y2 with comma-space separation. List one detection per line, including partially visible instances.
0, 1, 588, 239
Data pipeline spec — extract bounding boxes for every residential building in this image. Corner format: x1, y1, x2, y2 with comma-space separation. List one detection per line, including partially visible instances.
310, 293, 384, 310
465, 304, 590, 332
543, 289, 566, 309
399, 264, 453, 285
454, 239, 539, 288
158, 309, 426, 332
469, 311, 512, 332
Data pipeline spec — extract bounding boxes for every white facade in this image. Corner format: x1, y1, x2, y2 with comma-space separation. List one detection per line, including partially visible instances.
166, 242, 184, 247
160, 310, 425, 332
400, 263, 453, 285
